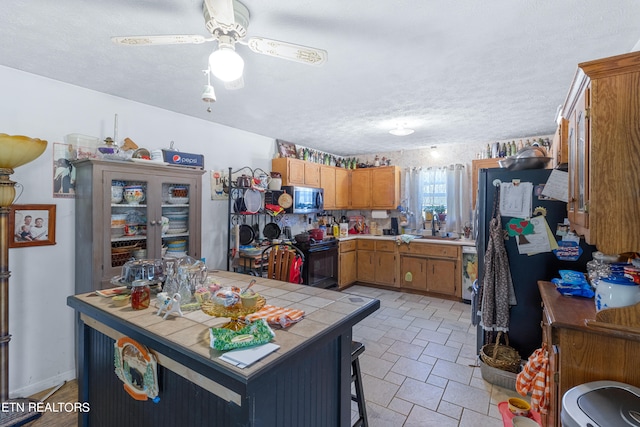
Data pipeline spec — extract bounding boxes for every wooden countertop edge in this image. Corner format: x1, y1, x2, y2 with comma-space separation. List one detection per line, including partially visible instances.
539, 280, 640, 341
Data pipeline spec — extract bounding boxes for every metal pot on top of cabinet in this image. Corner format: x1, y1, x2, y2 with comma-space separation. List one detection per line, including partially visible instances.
74, 159, 204, 293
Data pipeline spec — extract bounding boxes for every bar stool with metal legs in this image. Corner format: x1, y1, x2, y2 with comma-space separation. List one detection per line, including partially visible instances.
351, 341, 368, 427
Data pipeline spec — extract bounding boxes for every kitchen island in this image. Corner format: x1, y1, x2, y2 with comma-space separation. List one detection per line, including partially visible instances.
67, 270, 380, 427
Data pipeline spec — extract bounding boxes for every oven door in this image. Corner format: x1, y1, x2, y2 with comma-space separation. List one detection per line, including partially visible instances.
304, 245, 338, 289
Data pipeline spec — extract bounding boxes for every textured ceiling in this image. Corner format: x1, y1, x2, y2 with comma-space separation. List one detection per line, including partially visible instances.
1, 1, 640, 156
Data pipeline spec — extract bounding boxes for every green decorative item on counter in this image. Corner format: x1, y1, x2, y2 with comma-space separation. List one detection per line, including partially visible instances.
209, 319, 275, 351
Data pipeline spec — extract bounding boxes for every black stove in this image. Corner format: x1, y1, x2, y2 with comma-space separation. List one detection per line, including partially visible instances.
294, 238, 338, 252
293, 238, 338, 289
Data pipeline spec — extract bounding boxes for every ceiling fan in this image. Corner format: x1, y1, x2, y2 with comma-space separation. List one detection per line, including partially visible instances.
111, 0, 328, 89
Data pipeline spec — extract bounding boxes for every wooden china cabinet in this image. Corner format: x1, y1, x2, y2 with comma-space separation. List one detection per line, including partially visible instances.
561, 50, 640, 254
74, 159, 204, 293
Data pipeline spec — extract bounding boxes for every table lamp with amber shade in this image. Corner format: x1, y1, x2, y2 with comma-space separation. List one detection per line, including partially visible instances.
0, 133, 47, 426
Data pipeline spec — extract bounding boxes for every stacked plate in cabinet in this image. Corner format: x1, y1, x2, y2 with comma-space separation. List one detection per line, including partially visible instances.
164, 209, 188, 234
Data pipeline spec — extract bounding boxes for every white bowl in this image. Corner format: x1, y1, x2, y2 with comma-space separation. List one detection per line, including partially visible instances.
168, 196, 189, 204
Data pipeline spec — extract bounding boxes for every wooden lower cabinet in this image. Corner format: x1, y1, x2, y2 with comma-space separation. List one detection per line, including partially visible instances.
426, 258, 457, 295
355, 239, 398, 287
400, 256, 427, 291
398, 243, 461, 297
338, 240, 357, 289
539, 281, 640, 427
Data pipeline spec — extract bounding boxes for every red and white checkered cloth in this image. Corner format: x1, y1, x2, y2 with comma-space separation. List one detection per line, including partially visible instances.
516, 343, 550, 414
240, 305, 305, 328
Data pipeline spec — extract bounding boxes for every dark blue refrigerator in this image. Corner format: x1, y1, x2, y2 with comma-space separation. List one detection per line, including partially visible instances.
475, 167, 595, 359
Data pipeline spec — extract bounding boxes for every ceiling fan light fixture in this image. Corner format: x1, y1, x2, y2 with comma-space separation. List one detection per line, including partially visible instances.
209, 44, 244, 82
202, 84, 216, 103
389, 126, 414, 136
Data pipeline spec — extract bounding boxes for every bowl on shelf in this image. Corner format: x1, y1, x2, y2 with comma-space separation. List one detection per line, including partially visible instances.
132, 249, 147, 259
170, 186, 189, 198
123, 185, 145, 204
111, 213, 128, 227
167, 196, 189, 204
111, 226, 125, 237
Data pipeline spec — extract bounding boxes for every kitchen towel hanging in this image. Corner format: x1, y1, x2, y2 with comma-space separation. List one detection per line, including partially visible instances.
516, 343, 550, 414
480, 184, 517, 333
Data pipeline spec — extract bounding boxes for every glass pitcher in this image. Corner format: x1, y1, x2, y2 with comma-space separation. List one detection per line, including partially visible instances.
176, 256, 208, 305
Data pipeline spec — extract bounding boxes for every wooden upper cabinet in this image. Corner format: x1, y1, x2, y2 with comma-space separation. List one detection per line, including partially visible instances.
271, 160, 399, 210
334, 168, 350, 209
304, 162, 320, 187
271, 157, 320, 187
350, 169, 371, 209
351, 166, 400, 210
471, 158, 503, 209
371, 166, 401, 209
320, 165, 336, 209
553, 117, 569, 167
561, 50, 640, 253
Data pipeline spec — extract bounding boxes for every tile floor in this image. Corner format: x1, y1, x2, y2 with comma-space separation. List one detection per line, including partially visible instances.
343, 285, 527, 427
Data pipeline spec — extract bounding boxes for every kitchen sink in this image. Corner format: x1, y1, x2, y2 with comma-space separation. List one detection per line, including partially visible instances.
417, 235, 460, 241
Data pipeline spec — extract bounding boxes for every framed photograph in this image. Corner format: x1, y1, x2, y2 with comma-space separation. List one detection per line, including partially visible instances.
8, 204, 57, 248
53, 142, 77, 198
276, 139, 298, 158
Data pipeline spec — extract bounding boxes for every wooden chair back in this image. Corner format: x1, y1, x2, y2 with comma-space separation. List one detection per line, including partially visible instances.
261, 244, 305, 283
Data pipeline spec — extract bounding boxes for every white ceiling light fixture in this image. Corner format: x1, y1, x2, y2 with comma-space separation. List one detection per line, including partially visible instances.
209, 35, 244, 82
201, 69, 216, 112
389, 125, 415, 136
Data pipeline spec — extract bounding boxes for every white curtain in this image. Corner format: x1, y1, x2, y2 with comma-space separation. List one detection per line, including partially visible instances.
444, 164, 470, 233
404, 168, 424, 231
404, 165, 470, 234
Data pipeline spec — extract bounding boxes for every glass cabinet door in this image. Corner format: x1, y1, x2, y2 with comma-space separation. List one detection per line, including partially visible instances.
104, 172, 199, 282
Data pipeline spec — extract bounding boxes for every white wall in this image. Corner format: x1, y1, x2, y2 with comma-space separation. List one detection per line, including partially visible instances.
0, 65, 275, 397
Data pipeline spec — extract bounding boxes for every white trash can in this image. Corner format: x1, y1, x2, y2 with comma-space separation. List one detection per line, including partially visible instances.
561, 380, 640, 426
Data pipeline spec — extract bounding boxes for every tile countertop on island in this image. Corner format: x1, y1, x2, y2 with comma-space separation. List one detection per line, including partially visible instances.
67, 270, 381, 426
68, 270, 380, 378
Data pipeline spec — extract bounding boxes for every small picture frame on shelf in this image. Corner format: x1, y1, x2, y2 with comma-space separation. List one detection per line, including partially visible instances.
276, 139, 298, 158
9, 204, 57, 248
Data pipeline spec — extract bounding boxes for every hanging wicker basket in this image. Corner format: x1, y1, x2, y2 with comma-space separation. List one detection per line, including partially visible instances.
480, 331, 521, 373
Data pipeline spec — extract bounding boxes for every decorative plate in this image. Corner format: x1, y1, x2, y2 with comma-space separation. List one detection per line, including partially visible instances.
278, 193, 292, 209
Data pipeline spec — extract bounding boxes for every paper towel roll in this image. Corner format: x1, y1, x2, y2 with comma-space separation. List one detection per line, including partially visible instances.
371, 210, 388, 219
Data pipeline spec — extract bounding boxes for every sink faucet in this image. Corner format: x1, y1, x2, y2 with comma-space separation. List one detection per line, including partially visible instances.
431, 211, 440, 236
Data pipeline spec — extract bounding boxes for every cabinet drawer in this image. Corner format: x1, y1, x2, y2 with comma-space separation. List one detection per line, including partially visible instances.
375, 240, 396, 252
356, 240, 375, 250
398, 243, 460, 258
340, 240, 356, 252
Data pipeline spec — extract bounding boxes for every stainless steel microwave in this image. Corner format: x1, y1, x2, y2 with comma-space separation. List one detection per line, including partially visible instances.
281, 186, 324, 214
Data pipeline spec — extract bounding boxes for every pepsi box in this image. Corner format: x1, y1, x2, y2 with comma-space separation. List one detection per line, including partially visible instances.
162, 149, 204, 169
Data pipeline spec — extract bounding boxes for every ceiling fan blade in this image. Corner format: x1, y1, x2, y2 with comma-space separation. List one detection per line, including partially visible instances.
111, 35, 214, 46
246, 37, 327, 66
203, 0, 236, 27
224, 76, 245, 90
